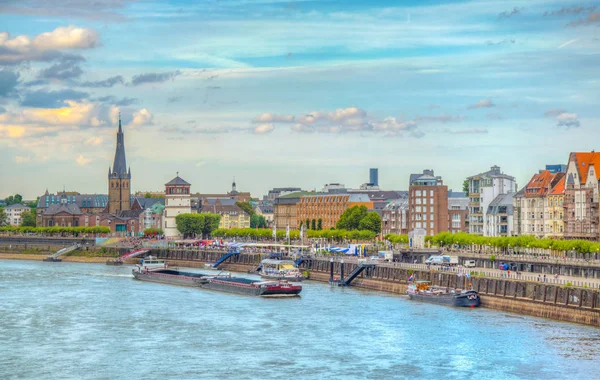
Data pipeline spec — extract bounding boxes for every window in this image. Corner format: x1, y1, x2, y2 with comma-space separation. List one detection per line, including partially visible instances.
430, 206, 434, 212
416, 190, 421, 196
430, 213, 434, 221
416, 206, 421, 212
430, 190, 434, 196
416, 198, 422, 205
416, 222, 422, 228
430, 222, 434, 228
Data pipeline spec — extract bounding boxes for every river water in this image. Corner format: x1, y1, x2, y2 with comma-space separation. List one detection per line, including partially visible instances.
1, 260, 599, 379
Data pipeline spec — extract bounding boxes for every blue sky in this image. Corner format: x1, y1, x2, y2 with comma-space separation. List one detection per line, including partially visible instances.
0, 0, 599, 199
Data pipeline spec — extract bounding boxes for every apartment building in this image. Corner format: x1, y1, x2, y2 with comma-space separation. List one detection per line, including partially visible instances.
5, 204, 31, 226
545, 176, 566, 238
520, 170, 565, 238
381, 198, 409, 235
485, 193, 515, 237
408, 170, 448, 236
296, 193, 374, 230
467, 166, 516, 236
564, 152, 600, 239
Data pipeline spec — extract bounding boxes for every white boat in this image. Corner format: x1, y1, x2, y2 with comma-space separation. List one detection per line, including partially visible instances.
259, 259, 303, 282
137, 256, 168, 271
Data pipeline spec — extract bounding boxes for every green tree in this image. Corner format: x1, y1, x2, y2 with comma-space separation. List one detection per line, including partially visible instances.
250, 214, 259, 228
311, 219, 316, 230
463, 179, 469, 196
358, 212, 382, 234
144, 192, 152, 198
336, 205, 368, 230
305, 218, 310, 230
4, 194, 23, 206
317, 218, 322, 230
25, 197, 39, 208
235, 201, 254, 216
20, 211, 37, 227
175, 213, 221, 238
0, 207, 8, 226
299, 221, 303, 229
202, 214, 221, 237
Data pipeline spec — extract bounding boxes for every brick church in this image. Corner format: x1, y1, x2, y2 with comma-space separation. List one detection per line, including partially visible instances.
36, 118, 164, 235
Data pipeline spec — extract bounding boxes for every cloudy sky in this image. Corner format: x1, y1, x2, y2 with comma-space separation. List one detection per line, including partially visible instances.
1, 0, 599, 199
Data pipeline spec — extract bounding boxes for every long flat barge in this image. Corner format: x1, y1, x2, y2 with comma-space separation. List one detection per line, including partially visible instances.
132, 268, 302, 297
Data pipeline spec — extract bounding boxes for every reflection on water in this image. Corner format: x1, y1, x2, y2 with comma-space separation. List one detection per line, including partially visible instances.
1, 259, 599, 380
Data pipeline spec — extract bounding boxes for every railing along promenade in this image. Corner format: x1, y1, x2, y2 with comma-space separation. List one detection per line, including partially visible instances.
146, 247, 600, 290
321, 256, 600, 289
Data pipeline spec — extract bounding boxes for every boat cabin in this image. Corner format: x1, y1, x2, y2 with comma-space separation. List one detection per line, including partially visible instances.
415, 280, 432, 291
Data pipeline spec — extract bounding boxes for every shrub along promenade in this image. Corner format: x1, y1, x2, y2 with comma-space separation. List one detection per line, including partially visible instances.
0, 226, 111, 236
386, 232, 600, 258
212, 228, 377, 241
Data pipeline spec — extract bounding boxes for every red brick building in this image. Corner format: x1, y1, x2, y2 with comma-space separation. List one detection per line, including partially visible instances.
408, 170, 449, 236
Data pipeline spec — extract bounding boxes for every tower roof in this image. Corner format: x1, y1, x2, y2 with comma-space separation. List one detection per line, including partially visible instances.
165, 175, 191, 186
111, 116, 128, 179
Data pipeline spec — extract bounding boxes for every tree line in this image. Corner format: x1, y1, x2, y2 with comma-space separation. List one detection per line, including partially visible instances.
385, 231, 600, 255
175, 213, 221, 238
212, 228, 377, 241
0, 226, 110, 236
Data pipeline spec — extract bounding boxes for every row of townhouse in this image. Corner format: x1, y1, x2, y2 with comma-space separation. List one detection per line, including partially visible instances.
468, 152, 600, 240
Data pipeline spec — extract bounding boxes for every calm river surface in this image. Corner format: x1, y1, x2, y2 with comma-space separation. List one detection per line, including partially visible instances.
1, 259, 599, 379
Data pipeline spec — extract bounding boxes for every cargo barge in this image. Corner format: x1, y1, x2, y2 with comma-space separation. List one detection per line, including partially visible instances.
203, 277, 302, 297
132, 268, 209, 287
406, 280, 480, 307
132, 268, 302, 297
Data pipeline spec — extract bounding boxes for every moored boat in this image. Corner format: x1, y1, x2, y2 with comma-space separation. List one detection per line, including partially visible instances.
259, 259, 303, 282
406, 281, 480, 307
137, 256, 167, 270
132, 268, 302, 297
132, 268, 210, 287
202, 277, 302, 297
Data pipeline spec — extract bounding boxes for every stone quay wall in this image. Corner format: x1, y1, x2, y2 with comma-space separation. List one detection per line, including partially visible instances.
152, 249, 600, 327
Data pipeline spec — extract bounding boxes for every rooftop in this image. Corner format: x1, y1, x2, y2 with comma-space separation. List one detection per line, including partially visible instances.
165, 175, 191, 186
468, 165, 515, 181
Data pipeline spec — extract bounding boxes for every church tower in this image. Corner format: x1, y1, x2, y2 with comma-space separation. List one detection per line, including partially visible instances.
108, 116, 131, 214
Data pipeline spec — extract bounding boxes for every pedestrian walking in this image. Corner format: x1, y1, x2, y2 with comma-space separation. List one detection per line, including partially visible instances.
543, 274, 546, 282
537, 275, 541, 282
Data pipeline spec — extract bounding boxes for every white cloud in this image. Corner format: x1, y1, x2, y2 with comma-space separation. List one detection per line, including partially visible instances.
84, 136, 103, 146
128, 109, 153, 128
468, 99, 495, 109
75, 154, 91, 166
253, 113, 294, 123
253, 123, 274, 134
556, 112, 580, 128
0, 26, 100, 64
544, 108, 581, 128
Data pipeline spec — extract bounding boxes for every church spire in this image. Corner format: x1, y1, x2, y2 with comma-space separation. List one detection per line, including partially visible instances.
111, 114, 128, 179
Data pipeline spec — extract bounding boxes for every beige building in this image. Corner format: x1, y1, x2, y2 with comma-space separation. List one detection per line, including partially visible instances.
199, 198, 250, 229
274, 192, 309, 229
5, 204, 31, 226
520, 170, 564, 237
163, 175, 191, 238
545, 176, 565, 238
